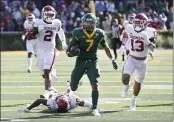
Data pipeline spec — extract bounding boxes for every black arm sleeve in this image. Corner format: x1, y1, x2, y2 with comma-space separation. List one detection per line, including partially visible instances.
27, 98, 47, 110
66, 37, 79, 57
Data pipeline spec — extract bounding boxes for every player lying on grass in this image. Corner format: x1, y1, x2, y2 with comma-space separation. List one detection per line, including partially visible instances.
18, 83, 103, 114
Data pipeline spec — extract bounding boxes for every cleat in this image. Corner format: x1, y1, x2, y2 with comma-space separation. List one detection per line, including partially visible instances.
27, 69, 31, 73
92, 109, 101, 116
121, 84, 130, 97
18, 107, 30, 113
130, 97, 136, 111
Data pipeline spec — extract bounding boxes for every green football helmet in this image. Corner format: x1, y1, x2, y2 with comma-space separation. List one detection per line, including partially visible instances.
81, 13, 97, 31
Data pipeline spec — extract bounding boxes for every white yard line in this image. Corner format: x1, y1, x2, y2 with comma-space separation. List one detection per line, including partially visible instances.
2, 85, 173, 89
1, 92, 172, 95
1, 80, 172, 83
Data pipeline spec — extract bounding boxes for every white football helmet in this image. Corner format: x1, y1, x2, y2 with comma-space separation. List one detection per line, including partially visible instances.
133, 13, 148, 32
128, 13, 136, 24
41, 5, 56, 23
27, 13, 35, 23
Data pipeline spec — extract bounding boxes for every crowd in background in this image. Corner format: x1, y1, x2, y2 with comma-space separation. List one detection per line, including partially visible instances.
0, 0, 173, 32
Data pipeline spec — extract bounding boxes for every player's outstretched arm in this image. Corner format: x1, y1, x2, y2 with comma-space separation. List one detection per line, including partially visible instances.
19, 98, 47, 112
57, 27, 67, 50
100, 37, 118, 70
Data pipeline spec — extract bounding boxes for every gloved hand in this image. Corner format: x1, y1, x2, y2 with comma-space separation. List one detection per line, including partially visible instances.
112, 59, 118, 70
21, 35, 26, 41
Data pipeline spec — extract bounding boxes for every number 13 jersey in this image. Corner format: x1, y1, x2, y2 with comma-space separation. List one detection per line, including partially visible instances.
34, 19, 61, 51
125, 26, 152, 57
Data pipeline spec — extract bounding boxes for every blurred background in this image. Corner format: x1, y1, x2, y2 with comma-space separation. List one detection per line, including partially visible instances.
0, 0, 173, 51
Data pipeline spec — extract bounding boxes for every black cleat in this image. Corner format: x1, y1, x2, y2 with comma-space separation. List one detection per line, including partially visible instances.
27, 69, 31, 73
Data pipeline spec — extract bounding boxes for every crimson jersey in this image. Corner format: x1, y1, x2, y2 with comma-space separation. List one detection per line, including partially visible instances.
24, 20, 37, 40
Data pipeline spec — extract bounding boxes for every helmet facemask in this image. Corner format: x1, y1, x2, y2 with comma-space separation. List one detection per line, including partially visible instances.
42, 11, 55, 23
133, 19, 147, 32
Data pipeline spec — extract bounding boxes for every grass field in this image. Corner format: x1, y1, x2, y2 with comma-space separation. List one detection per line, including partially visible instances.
1, 50, 173, 121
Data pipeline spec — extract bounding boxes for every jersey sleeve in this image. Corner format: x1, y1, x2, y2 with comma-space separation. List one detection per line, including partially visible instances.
33, 19, 40, 27
23, 21, 27, 29
144, 32, 151, 45
99, 30, 109, 48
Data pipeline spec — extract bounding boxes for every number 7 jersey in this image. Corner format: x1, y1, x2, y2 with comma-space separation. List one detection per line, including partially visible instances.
125, 26, 152, 57
34, 19, 61, 51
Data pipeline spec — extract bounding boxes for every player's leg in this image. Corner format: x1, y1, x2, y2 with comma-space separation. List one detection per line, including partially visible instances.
112, 38, 117, 60
43, 49, 57, 98
121, 56, 135, 97
86, 60, 101, 116
26, 40, 34, 73
130, 60, 147, 111
70, 59, 86, 91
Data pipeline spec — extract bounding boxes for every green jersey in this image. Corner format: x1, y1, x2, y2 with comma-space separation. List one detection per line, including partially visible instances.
69, 27, 108, 60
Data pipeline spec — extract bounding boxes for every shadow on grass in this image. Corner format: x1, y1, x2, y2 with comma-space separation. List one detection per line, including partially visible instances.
1, 103, 26, 107
15, 109, 126, 120
123, 103, 173, 108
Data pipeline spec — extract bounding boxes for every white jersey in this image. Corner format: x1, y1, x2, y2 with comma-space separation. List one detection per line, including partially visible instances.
123, 20, 129, 28
34, 19, 61, 51
24, 20, 37, 40
126, 27, 151, 57
47, 93, 79, 111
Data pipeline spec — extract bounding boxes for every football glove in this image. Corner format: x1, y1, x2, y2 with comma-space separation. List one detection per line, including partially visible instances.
67, 46, 80, 57
112, 59, 118, 70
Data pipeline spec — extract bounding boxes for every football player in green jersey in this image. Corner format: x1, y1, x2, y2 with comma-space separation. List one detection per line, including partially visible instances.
66, 13, 118, 116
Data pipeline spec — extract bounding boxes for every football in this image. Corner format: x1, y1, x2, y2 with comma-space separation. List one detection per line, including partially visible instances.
70, 45, 80, 54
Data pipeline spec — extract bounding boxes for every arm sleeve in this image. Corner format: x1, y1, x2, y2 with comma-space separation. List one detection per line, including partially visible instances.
66, 30, 79, 56
100, 31, 109, 48
57, 27, 66, 45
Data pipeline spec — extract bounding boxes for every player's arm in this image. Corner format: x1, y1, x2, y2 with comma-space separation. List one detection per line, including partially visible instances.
100, 34, 118, 70
21, 22, 27, 41
57, 27, 67, 50
26, 98, 47, 111
66, 30, 79, 57
145, 33, 156, 52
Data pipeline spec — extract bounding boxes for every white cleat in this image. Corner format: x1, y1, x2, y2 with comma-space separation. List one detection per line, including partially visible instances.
18, 107, 30, 113
121, 84, 130, 97
92, 109, 101, 116
130, 97, 136, 111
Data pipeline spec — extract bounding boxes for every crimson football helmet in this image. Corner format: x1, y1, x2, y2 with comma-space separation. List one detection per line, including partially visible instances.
128, 13, 136, 24
133, 13, 148, 32
56, 96, 70, 113
41, 5, 56, 23
27, 13, 35, 22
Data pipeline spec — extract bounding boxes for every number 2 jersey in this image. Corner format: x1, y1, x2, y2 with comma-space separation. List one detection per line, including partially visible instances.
125, 25, 156, 57
34, 19, 62, 51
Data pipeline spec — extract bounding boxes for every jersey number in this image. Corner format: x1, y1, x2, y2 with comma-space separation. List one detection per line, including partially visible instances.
131, 39, 144, 52
44, 30, 53, 41
86, 40, 94, 51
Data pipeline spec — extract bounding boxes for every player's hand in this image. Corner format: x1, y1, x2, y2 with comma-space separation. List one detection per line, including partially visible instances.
112, 59, 118, 70
118, 45, 126, 55
21, 35, 26, 41
62, 44, 68, 50
69, 46, 80, 57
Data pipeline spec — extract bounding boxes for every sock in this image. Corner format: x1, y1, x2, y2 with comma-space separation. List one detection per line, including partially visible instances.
92, 90, 99, 109
28, 58, 32, 69
132, 95, 136, 99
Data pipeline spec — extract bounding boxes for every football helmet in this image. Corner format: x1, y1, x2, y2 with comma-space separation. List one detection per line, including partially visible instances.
81, 13, 97, 31
41, 5, 56, 23
27, 13, 35, 22
128, 13, 136, 24
56, 96, 70, 113
133, 13, 148, 32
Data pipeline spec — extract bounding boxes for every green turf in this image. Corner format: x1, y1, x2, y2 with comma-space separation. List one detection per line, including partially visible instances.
1, 50, 173, 121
